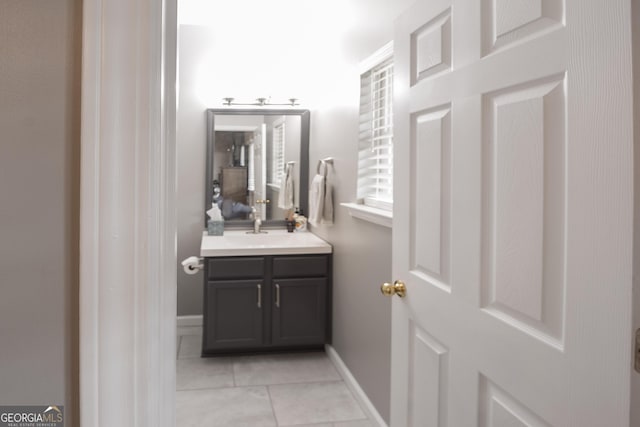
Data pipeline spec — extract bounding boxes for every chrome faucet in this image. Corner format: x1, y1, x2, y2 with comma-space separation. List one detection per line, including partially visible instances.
248, 206, 267, 234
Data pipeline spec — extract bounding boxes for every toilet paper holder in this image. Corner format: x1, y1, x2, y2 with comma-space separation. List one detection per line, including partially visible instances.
181, 256, 204, 274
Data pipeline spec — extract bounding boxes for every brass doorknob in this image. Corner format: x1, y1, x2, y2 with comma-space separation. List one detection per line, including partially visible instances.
381, 280, 406, 298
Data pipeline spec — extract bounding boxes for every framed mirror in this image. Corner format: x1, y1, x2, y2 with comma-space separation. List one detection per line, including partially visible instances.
205, 108, 310, 228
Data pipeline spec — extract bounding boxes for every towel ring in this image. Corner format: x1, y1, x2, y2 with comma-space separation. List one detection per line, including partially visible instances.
317, 157, 333, 175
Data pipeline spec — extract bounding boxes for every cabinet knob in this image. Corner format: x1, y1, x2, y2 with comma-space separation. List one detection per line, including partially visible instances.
380, 280, 406, 298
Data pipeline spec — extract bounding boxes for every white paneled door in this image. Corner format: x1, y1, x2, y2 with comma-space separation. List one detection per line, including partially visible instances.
390, 0, 633, 426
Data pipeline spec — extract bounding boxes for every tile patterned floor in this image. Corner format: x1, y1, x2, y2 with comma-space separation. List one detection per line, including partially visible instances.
176, 327, 373, 427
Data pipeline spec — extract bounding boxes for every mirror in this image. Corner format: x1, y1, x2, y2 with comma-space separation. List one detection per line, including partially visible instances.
205, 109, 310, 227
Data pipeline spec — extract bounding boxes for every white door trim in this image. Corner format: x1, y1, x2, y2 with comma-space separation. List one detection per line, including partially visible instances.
79, 0, 177, 425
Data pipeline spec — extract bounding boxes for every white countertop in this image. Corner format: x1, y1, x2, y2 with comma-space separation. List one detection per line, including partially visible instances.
200, 229, 332, 257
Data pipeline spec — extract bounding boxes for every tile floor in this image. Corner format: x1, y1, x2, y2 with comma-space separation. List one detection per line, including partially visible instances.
176, 327, 373, 427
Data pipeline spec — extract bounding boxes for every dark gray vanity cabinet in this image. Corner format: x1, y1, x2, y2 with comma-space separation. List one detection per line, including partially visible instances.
203, 254, 331, 355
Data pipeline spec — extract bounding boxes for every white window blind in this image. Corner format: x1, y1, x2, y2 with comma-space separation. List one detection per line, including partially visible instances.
270, 118, 285, 185
357, 57, 394, 210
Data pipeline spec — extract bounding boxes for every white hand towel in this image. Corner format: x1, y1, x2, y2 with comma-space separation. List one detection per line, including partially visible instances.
309, 161, 333, 226
309, 173, 325, 226
277, 163, 294, 209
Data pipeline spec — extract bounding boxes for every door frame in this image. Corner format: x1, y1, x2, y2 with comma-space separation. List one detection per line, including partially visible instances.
78, 0, 640, 426
79, 0, 178, 426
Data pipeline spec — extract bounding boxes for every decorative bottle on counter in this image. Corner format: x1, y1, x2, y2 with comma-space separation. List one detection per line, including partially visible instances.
295, 208, 307, 231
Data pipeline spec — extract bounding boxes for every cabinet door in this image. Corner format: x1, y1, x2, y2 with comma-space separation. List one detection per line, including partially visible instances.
272, 278, 326, 346
204, 280, 264, 351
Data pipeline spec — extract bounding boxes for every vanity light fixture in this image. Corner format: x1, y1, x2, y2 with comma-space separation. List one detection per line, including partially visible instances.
222, 97, 300, 107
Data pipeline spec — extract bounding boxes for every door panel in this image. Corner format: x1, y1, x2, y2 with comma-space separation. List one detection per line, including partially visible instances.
412, 8, 452, 82
481, 76, 566, 344
391, 0, 633, 426
271, 278, 327, 346
481, 0, 564, 55
411, 106, 451, 288
479, 376, 553, 427
408, 324, 449, 427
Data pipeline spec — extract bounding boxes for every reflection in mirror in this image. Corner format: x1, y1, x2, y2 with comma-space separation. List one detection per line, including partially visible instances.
206, 109, 310, 227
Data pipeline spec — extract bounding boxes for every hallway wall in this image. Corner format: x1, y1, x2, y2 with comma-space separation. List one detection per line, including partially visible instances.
0, 1, 81, 425
176, 0, 413, 421
631, 0, 640, 423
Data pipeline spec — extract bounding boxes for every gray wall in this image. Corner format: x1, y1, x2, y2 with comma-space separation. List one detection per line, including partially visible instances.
276, 3, 413, 421
632, 0, 640, 423
0, 1, 81, 425
176, 25, 209, 316
176, 1, 412, 422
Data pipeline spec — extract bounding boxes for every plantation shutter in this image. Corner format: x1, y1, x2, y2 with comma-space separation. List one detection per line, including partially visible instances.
270, 118, 285, 185
357, 57, 393, 210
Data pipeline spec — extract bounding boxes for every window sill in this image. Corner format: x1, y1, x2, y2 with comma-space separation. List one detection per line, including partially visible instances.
340, 202, 392, 228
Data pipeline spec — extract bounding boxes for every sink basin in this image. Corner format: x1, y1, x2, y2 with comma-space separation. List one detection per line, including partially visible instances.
200, 229, 332, 257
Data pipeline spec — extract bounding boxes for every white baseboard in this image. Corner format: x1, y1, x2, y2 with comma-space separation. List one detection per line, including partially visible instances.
177, 315, 203, 327
325, 344, 388, 427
